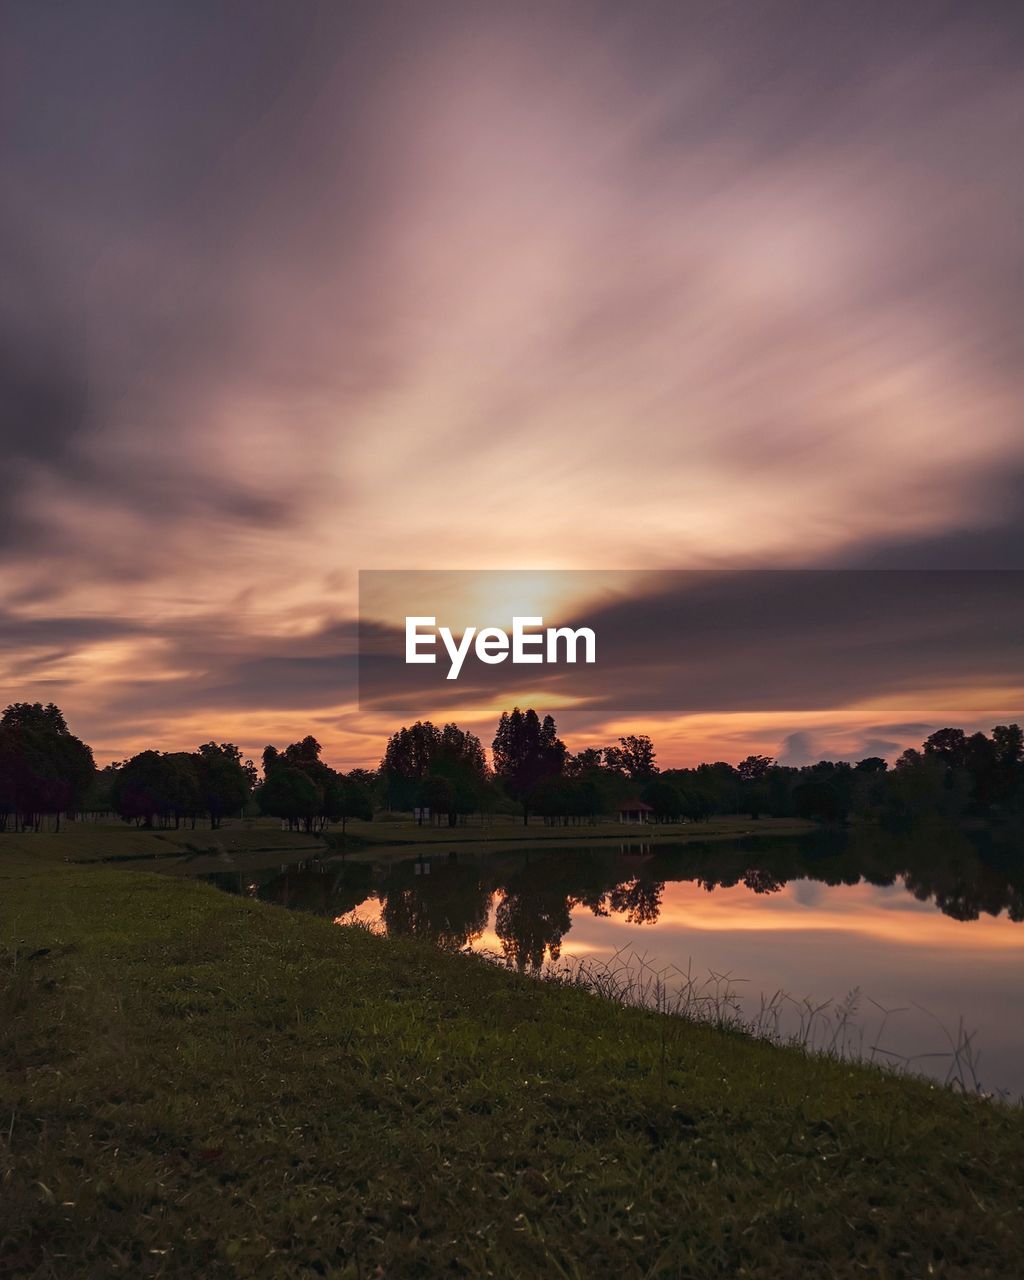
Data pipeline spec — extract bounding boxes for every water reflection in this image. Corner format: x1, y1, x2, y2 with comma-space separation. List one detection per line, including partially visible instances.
202, 822, 1024, 1094
382, 854, 490, 951
205, 823, 1024, 956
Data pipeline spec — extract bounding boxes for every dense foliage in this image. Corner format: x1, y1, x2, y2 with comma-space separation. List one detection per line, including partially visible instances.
0, 702, 95, 831
379, 720, 490, 824
105, 742, 255, 829
259, 735, 373, 832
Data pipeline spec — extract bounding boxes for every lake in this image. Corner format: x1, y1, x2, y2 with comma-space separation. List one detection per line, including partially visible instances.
201, 826, 1024, 1099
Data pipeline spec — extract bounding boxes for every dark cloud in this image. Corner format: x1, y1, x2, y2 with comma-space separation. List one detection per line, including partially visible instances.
88, 619, 360, 722
358, 570, 1024, 724
0, 614, 141, 648
0, 327, 89, 469
838, 470, 1024, 569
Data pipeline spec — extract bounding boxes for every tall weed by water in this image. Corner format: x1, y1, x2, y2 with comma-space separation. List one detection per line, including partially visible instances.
478, 943, 992, 1099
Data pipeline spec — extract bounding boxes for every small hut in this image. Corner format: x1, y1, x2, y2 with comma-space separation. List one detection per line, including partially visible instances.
618, 799, 654, 824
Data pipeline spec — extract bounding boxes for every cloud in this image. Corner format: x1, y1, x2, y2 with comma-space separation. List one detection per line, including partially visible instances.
777, 732, 820, 768
1, 3, 1023, 760
838, 469, 1024, 570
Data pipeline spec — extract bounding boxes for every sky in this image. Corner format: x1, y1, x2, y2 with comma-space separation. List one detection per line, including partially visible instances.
2, 1, 1023, 769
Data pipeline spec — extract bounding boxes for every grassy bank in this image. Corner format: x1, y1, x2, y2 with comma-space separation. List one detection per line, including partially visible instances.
2, 858, 1023, 1277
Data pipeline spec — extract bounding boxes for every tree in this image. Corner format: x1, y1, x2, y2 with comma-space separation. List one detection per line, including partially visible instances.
567, 747, 605, 774
531, 776, 571, 825
325, 772, 374, 833
259, 766, 321, 830
737, 754, 775, 782
793, 778, 844, 824
964, 732, 999, 811
923, 729, 969, 770
642, 778, 682, 822
991, 724, 1024, 806
887, 751, 970, 822
81, 763, 118, 818
691, 761, 741, 814
992, 724, 1023, 767
261, 734, 373, 833
492, 708, 567, 825
379, 720, 487, 823
346, 767, 378, 792
606, 735, 658, 781
679, 788, 713, 822
195, 742, 251, 828
563, 748, 625, 817
0, 702, 95, 832
380, 721, 443, 809
271, 735, 329, 828
431, 724, 488, 826
282, 734, 324, 770
419, 774, 455, 825
111, 750, 200, 829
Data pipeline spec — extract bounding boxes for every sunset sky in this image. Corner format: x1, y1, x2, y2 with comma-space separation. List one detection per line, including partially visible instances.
2, 1, 1023, 768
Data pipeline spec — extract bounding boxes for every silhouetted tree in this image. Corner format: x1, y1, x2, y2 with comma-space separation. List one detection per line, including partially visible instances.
0, 702, 94, 832
259, 765, 321, 830
793, 778, 844, 823
380, 720, 487, 822
923, 728, 969, 770
327, 773, 374, 832
111, 750, 199, 829
195, 741, 251, 828
606, 734, 658, 781
737, 754, 775, 781
492, 708, 566, 825
379, 721, 443, 809
642, 778, 682, 822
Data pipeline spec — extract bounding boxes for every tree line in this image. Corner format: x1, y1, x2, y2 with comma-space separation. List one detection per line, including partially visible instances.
377, 710, 1024, 829
0, 704, 374, 834
1, 699, 1022, 833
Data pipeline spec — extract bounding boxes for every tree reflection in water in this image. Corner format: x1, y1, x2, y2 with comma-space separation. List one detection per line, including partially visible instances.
381, 854, 491, 950
204, 819, 1024, 967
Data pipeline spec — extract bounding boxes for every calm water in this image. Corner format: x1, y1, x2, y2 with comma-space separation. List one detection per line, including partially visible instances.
202, 828, 1024, 1098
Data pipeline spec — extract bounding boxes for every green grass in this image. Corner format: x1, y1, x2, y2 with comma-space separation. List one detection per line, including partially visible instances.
1, 849, 1022, 1277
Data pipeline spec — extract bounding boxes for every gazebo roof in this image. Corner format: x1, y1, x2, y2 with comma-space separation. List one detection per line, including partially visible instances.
619, 799, 654, 811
